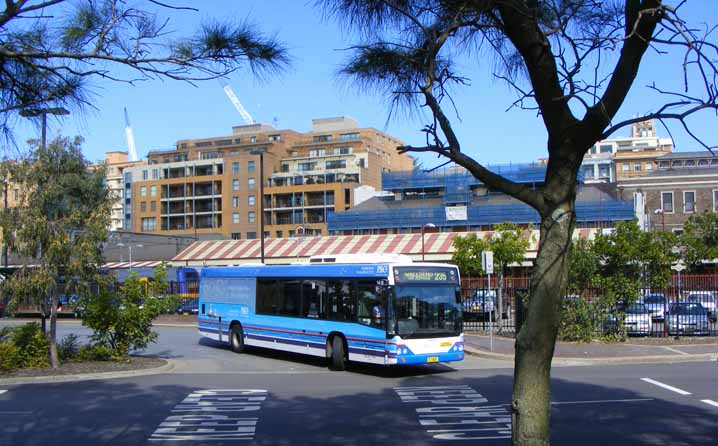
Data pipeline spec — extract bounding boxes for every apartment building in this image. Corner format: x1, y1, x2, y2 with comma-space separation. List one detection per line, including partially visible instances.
620, 151, 718, 232
123, 117, 412, 240
122, 123, 301, 239
101, 151, 143, 231
263, 117, 413, 238
581, 119, 673, 183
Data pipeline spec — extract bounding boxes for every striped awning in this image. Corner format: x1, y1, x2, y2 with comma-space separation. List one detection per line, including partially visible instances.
171, 229, 600, 266
102, 261, 164, 269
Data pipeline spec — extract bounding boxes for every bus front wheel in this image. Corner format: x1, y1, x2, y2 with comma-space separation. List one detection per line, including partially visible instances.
230, 324, 245, 353
329, 336, 347, 371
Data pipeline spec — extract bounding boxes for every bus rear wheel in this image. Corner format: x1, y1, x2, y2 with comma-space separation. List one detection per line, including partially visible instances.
329, 336, 347, 371
230, 324, 245, 353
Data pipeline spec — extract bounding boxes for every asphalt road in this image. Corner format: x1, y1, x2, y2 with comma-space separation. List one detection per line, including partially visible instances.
1, 323, 717, 445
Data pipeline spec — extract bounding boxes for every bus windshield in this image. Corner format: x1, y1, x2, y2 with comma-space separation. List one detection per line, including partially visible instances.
390, 285, 462, 338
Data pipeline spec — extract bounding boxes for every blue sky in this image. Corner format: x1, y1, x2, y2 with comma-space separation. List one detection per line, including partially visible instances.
14, 1, 718, 167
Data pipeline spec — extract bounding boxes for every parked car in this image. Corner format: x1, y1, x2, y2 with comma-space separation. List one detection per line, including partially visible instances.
641, 294, 668, 321
667, 302, 711, 336
623, 303, 653, 336
683, 291, 717, 321
462, 289, 510, 321
177, 299, 199, 315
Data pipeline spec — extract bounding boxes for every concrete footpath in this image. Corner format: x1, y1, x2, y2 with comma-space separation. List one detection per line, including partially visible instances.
464, 333, 718, 365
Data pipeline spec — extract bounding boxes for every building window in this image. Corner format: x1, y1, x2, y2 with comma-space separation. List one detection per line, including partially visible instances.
340, 133, 359, 141
280, 162, 290, 172
248, 211, 256, 224
684, 191, 695, 213
233, 213, 240, 224
672, 160, 683, 168
298, 162, 316, 171
309, 149, 325, 157
152, 169, 159, 180
142, 170, 148, 180
248, 160, 255, 173
232, 180, 240, 192
232, 196, 239, 208
124, 172, 132, 183
150, 185, 157, 197
247, 231, 257, 239
151, 201, 156, 212
634, 164, 641, 172
250, 136, 257, 143
140, 186, 147, 197
141, 217, 156, 231
326, 160, 347, 170
313, 134, 333, 142
658, 161, 670, 169
661, 192, 674, 213
268, 134, 282, 142
622, 164, 630, 172
684, 160, 695, 167
231, 232, 241, 240
646, 163, 653, 171
140, 202, 147, 212
248, 178, 255, 190
276, 230, 283, 238
232, 162, 239, 175
334, 147, 352, 155
248, 195, 255, 206
291, 151, 298, 157
699, 159, 709, 167
599, 144, 612, 153
598, 165, 610, 178
582, 165, 594, 178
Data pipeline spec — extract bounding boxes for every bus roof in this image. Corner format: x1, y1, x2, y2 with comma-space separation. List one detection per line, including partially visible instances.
200, 263, 457, 280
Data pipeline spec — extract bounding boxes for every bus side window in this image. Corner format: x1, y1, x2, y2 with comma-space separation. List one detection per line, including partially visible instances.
356, 281, 377, 326
302, 280, 325, 319
282, 280, 301, 317
326, 280, 354, 321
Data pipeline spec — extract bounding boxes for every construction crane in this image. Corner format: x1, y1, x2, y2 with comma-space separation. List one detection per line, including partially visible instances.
222, 84, 255, 125
124, 107, 138, 162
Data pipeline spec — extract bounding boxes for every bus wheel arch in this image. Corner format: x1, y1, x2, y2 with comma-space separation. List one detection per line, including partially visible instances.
326, 332, 347, 371
229, 321, 245, 353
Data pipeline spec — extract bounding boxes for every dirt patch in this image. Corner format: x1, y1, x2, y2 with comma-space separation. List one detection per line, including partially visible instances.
0, 356, 166, 379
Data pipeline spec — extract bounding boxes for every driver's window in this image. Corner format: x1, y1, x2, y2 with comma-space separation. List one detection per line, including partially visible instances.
356, 281, 383, 327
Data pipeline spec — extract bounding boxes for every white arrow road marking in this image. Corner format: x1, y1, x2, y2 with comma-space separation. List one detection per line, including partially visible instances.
0, 390, 7, 395
641, 378, 692, 396
701, 399, 718, 408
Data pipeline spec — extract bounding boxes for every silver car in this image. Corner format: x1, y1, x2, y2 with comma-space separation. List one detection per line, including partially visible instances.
667, 302, 711, 336
624, 303, 653, 336
683, 291, 717, 321
641, 294, 668, 321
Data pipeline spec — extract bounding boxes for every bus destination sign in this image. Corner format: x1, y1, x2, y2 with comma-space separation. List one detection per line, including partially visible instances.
394, 267, 457, 284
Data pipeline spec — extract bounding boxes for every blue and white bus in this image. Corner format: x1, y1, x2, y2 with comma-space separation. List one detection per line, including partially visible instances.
198, 255, 464, 370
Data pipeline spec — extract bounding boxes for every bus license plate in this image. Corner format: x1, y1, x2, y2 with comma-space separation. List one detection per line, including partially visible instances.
427, 356, 439, 363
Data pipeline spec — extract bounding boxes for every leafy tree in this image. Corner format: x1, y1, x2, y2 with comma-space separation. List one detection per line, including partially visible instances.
451, 233, 489, 277
490, 223, 531, 331
566, 238, 600, 296
681, 211, 718, 271
0, 136, 110, 369
319, 1, 717, 443
593, 220, 677, 306
0, 0, 288, 139
81, 264, 178, 357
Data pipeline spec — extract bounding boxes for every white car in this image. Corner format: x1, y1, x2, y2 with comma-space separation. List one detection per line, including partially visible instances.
641, 294, 668, 321
624, 303, 653, 336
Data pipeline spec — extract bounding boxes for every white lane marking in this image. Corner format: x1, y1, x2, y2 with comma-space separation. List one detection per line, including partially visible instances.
661, 346, 690, 356
551, 398, 654, 405
701, 399, 718, 408
641, 378, 692, 396
0, 390, 7, 395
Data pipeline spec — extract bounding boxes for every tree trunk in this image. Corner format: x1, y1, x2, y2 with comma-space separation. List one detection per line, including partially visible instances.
49, 292, 59, 369
512, 203, 575, 446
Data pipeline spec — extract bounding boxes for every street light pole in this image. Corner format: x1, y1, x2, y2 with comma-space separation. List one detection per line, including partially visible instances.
250, 149, 266, 263
19, 107, 70, 149
421, 223, 436, 261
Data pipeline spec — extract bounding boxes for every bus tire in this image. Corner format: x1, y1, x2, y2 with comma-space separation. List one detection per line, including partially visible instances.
330, 336, 347, 371
230, 324, 245, 353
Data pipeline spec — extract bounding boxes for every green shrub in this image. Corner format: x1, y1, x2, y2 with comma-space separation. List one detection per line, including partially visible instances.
9, 323, 50, 368
0, 341, 21, 372
77, 343, 116, 361
81, 269, 178, 357
558, 298, 601, 342
58, 334, 80, 361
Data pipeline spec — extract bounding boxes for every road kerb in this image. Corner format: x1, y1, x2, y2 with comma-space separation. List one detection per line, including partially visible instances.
0, 358, 176, 386
464, 345, 718, 366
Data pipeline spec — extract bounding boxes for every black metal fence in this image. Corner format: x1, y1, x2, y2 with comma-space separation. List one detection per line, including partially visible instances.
460, 275, 718, 337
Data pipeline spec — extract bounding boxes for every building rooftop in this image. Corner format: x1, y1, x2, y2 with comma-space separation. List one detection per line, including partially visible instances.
658, 150, 717, 160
